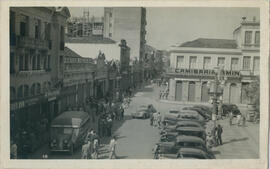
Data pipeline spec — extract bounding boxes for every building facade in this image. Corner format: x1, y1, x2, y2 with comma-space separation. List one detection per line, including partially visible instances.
9, 7, 70, 146
103, 7, 147, 61
59, 47, 95, 112
166, 17, 260, 105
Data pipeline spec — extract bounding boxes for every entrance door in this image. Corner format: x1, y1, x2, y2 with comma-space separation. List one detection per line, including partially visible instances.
241, 82, 250, 104
188, 82, 196, 102
175, 81, 183, 101
201, 82, 210, 102
229, 83, 238, 103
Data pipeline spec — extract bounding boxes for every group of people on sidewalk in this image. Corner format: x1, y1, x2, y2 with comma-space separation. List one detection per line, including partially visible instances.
150, 112, 162, 128
206, 122, 223, 149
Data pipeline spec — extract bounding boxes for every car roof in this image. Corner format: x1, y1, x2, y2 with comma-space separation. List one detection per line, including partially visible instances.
179, 148, 207, 155
176, 135, 205, 143
166, 132, 178, 136
177, 121, 202, 126
51, 111, 89, 128
176, 126, 204, 132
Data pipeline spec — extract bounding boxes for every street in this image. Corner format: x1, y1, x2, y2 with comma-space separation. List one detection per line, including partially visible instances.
30, 83, 259, 159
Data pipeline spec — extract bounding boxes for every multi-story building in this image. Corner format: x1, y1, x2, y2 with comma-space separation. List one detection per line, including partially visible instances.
59, 47, 95, 112
103, 7, 147, 61
66, 11, 104, 37
9, 7, 70, 145
166, 17, 260, 105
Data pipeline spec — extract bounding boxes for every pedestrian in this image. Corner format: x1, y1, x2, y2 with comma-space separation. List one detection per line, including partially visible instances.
153, 143, 160, 159
85, 129, 93, 142
237, 114, 242, 126
150, 113, 154, 126
81, 141, 90, 159
229, 111, 233, 126
242, 113, 246, 127
157, 112, 162, 128
153, 112, 158, 127
120, 105, 124, 120
92, 138, 99, 159
107, 116, 113, 137
10, 140, 17, 159
217, 124, 223, 145
109, 136, 117, 159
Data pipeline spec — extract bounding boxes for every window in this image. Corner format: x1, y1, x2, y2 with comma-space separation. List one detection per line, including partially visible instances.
24, 53, 29, 70
17, 85, 23, 98
231, 58, 239, 70
109, 12, 112, 17
30, 84, 36, 96
217, 57, 225, 66
203, 57, 211, 69
189, 56, 197, 69
45, 22, 51, 40
255, 31, 260, 45
176, 56, 184, 68
37, 54, 40, 70
24, 85, 29, 97
253, 57, 260, 71
245, 31, 252, 44
10, 87, 16, 100
243, 56, 251, 70
19, 55, 24, 71
32, 55, 36, 70
10, 11, 16, 35
34, 19, 41, 39
109, 33, 112, 37
36, 83, 41, 94
47, 55, 51, 69
109, 23, 112, 27
20, 14, 28, 37
10, 53, 15, 73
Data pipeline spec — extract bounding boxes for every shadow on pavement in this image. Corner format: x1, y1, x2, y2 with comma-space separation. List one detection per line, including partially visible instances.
222, 137, 249, 145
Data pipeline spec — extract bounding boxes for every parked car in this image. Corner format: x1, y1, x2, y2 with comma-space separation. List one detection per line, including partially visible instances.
177, 148, 214, 159
168, 108, 180, 114
163, 121, 204, 133
192, 105, 213, 117
163, 112, 206, 126
157, 135, 207, 158
50, 111, 91, 155
182, 107, 211, 121
176, 126, 206, 140
160, 132, 178, 142
221, 104, 241, 117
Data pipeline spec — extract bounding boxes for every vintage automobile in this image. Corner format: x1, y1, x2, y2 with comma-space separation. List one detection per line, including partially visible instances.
177, 148, 214, 159
192, 105, 213, 117
157, 135, 208, 158
221, 104, 241, 117
163, 112, 206, 126
160, 132, 178, 142
50, 111, 91, 155
182, 107, 211, 121
163, 121, 204, 133
131, 105, 156, 119
176, 126, 206, 140
168, 108, 180, 114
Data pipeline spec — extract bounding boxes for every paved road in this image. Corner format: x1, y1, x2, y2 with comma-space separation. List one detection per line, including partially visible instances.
29, 83, 259, 159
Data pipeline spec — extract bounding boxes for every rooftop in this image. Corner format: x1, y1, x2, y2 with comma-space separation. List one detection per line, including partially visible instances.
179, 38, 238, 49
64, 47, 82, 58
66, 36, 116, 44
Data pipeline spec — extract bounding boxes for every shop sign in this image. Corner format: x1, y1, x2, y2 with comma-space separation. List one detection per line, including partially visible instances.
10, 101, 25, 111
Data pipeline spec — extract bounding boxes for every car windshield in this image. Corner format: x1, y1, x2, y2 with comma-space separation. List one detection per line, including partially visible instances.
51, 127, 73, 137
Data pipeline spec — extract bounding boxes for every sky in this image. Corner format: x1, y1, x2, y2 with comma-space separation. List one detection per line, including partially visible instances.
68, 7, 259, 50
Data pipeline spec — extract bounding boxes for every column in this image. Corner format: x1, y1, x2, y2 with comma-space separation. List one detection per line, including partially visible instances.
195, 81, 202, 102
236, 82, 242, 104
168, 78, 176, 101
182, 81, 189, 102
223, 82, 230, 103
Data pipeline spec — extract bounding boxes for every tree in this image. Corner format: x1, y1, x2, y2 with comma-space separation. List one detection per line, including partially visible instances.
244, 77, 260, 112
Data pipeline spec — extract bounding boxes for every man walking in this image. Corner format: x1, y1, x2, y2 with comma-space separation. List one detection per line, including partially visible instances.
109, 136, 117, 159
217, 124, 223, 145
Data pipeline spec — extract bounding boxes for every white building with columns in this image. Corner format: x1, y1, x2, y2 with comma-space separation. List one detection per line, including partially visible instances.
166, 17, 260, 105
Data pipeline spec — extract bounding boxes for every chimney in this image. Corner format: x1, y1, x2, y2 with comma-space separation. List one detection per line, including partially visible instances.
242, 16, 246, 23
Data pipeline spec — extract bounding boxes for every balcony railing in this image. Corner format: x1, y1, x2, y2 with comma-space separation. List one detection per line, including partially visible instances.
167, 68, 241, 77
17, 36, 49, 50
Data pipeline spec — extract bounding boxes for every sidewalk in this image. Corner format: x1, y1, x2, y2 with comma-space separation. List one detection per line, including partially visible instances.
212, 119, 259, 159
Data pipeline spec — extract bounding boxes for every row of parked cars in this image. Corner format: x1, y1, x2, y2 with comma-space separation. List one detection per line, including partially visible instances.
156, 105, 215, 159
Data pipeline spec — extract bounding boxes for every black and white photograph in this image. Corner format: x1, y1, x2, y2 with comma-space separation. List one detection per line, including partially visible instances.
1, 1, 269, 169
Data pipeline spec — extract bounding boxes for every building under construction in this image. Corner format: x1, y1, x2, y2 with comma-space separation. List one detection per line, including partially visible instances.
67, 10, 104, 37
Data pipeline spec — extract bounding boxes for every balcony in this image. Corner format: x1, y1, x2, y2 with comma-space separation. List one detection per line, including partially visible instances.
17, 36, 49, 50
166, 68, 241, 77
